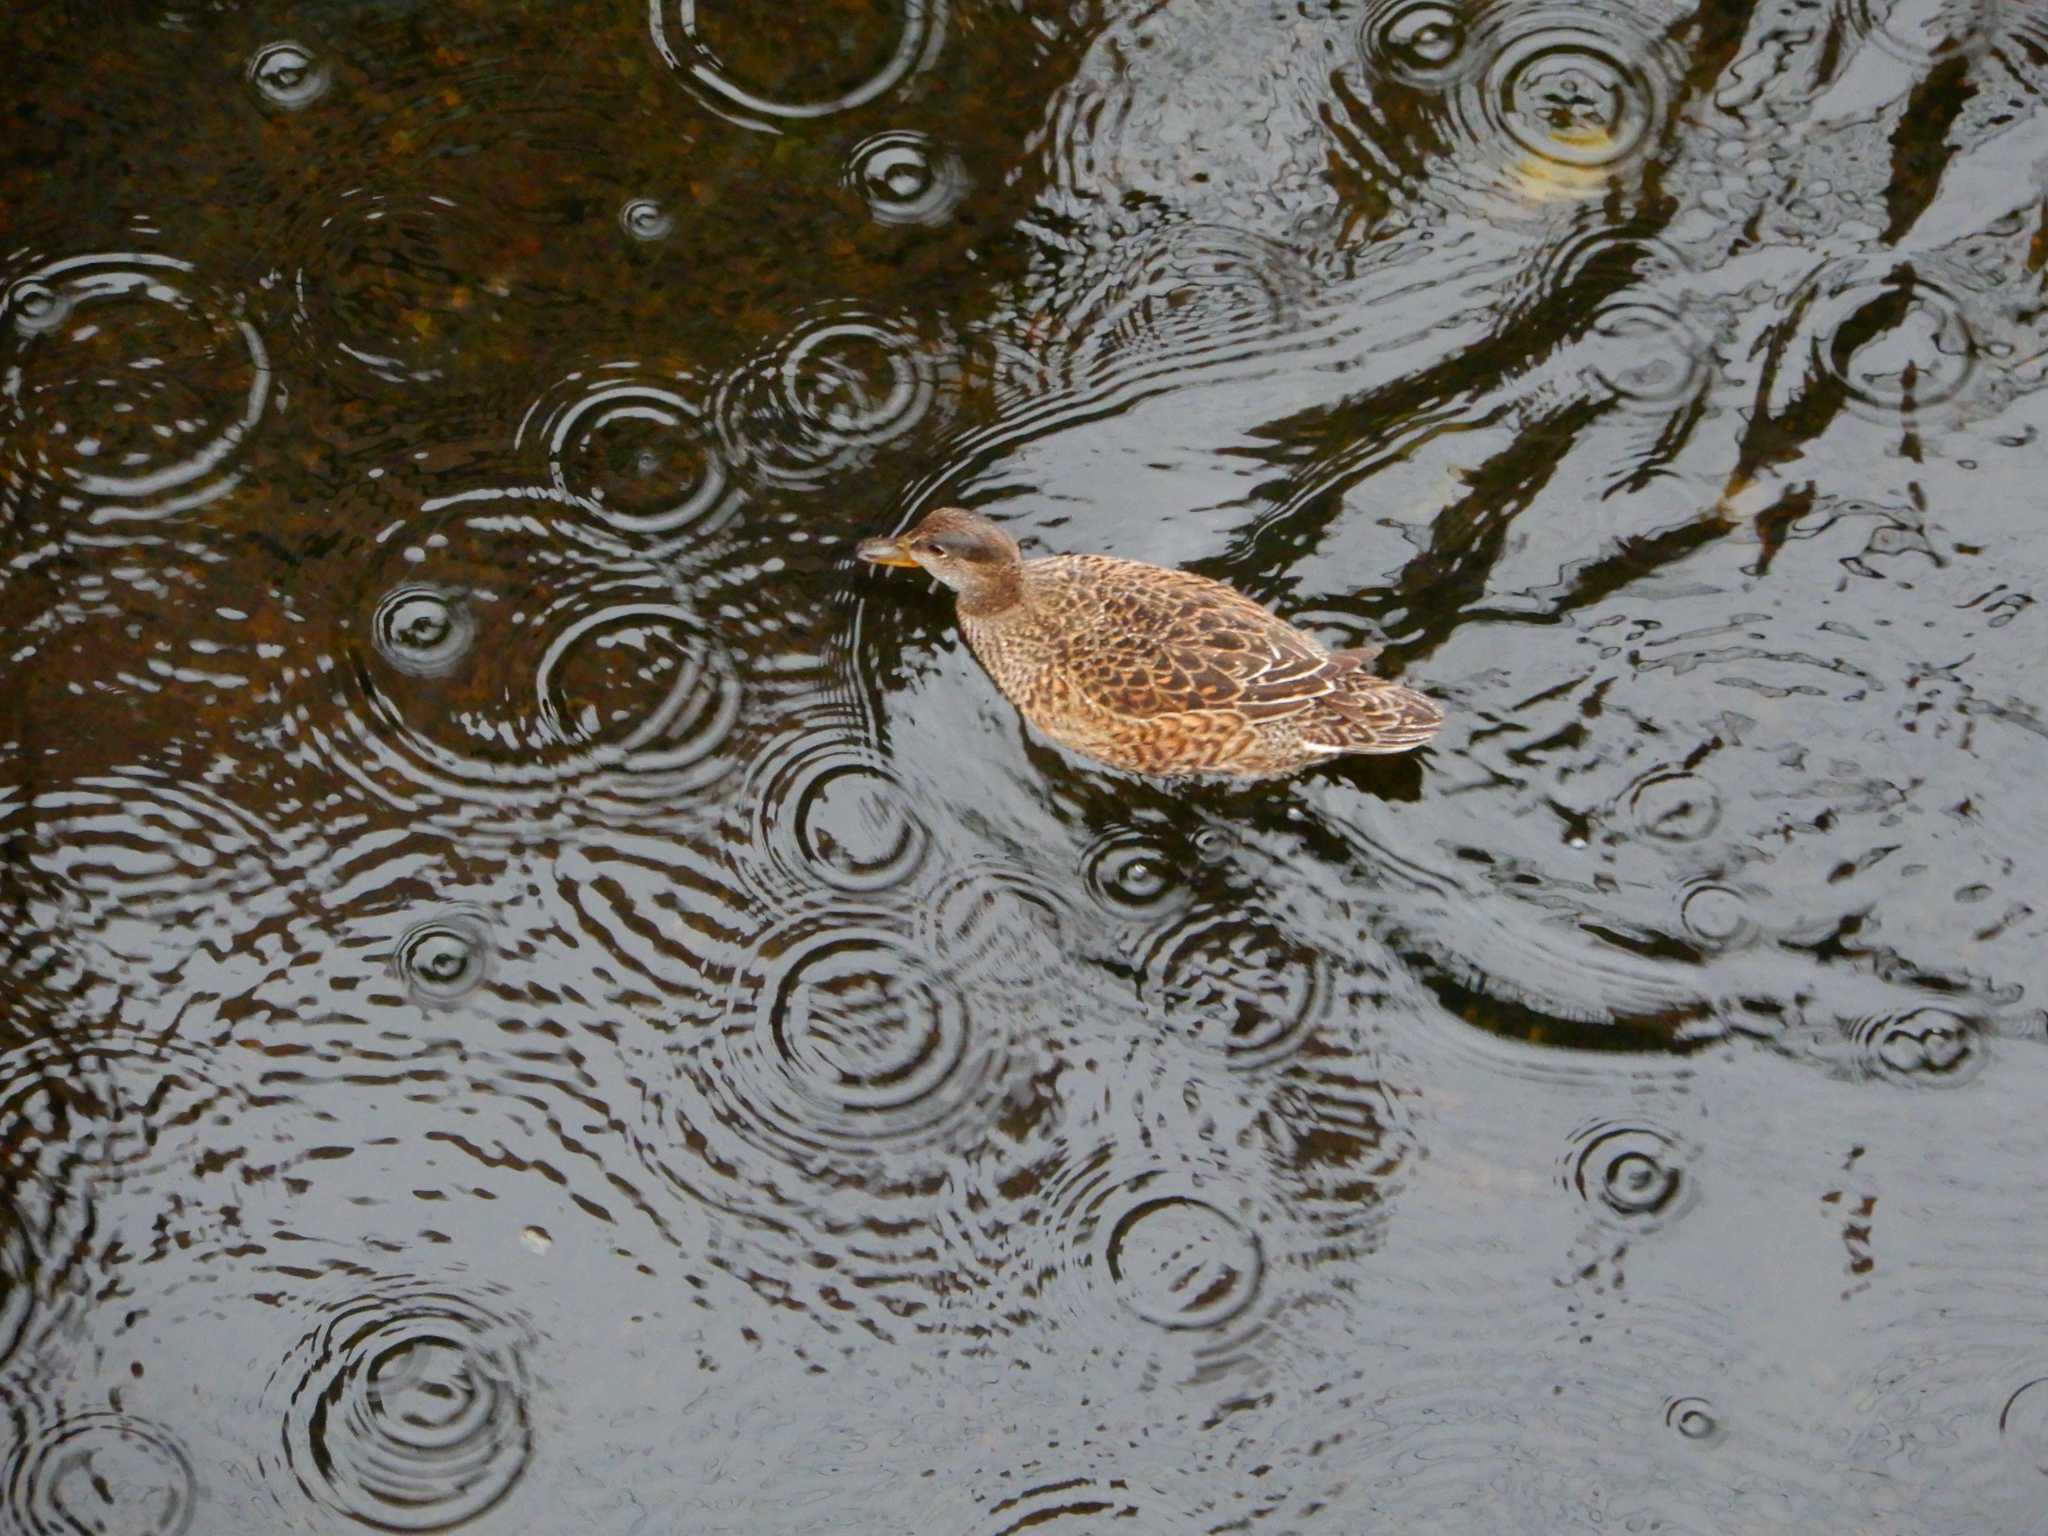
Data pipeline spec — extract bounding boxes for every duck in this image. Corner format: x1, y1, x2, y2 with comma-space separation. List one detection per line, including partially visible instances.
856, 507, 1442, 780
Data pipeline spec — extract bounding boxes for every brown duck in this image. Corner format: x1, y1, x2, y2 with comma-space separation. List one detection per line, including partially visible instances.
857, 507, 1442, 780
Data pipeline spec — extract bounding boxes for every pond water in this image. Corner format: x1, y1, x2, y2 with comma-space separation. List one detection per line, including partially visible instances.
3, 0, 2047, 1530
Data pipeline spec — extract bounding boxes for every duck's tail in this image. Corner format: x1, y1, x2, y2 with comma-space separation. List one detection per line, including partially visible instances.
1307, 648, 1444, 754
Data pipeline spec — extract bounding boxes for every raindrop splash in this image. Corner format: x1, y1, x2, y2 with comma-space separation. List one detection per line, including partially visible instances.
1360, 0, 1477, 88
246, 40, 332, 111
617, 196, 676, 243
1663, 1395, 1723, 1445
845, 130, 970, 227
1852, 1007, 1983, 1087
1562, 1119, 1695, 1230
393, 911, 492, 1005
372, 584, 477, 679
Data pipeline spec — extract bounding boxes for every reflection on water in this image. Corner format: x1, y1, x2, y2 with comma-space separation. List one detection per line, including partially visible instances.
4, 0, 2048, 1530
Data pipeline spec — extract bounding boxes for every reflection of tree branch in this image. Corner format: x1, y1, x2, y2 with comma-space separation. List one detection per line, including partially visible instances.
1216, 0, 1767, 640
1388, 395, 1613, 647
1883, 55, 1976, 244
1729, 265, 1925, 500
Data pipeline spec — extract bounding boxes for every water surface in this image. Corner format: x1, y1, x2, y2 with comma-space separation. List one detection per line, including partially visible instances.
4, 0, 2048, 1531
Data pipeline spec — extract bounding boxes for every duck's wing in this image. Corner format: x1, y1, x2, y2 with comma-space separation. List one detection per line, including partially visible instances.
1299, 652, 1444, 753
1034, 555, 1353, 722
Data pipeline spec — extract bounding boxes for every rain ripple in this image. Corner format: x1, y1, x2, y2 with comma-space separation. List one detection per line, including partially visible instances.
6, 768, 290, 935
284, 189, 491, 388
1029, 1139, 1313, 1381
1835, 0, 2010, 65
1561, 1118, 1697, 1232
0, 1410, 196, 1536
514, 361, 740, 551
1771, 254, 1990, 421
915, 857, 1077, 998
320, 493, 742, 819
1355, 0, 1685, 204
1848, 1006, 1985, 1087
1663, 1394, 1725, 1446
392, 908, 495, 1007
738, 706, 931, 901
0, 1033, 106, 1375
648, 0, 945, 133
999, 222, 1314, 408
1080, 824, 1191, 925
706, 910, 999, 1157
1138, 907, 1330, 1072
631, 899, 1037, 1335
715, 303, 955, 490
272, 1284, 534, 1531
1, 253, 269, 524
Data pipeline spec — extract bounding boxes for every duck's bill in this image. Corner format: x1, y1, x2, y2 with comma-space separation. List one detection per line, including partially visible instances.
856, 535, 919, 568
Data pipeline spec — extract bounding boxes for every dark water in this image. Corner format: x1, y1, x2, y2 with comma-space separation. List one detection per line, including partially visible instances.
3, 0, 2047, 1529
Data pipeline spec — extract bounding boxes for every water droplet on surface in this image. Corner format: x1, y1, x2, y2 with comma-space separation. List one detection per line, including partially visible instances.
1663, 1395, 1723, 1444
247, 39, 332, 110
845, 130, 969, 226
617, 196, 675, 242
1360, 0, 1476, 87
1563, 1120, 1694, 1230
394, 912, 490, 1004
1853, 1007, 1983, 1087
373, 584, 476, 678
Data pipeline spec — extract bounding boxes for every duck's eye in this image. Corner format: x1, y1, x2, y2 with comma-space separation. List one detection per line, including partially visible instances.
919, 541, 948, 558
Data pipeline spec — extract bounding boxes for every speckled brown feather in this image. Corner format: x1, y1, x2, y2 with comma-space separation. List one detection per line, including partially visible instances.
860, 511, 1443, 780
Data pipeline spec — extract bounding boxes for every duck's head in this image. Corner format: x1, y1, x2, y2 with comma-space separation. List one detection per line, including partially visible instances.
857, 507, 1023, 607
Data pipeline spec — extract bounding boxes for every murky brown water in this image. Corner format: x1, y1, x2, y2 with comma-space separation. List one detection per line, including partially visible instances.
3, 0, 2047, 1530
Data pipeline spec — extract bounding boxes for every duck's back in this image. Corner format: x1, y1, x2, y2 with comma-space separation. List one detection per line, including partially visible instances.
959, 554, 1306, 710
954, 552, 1439, 775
